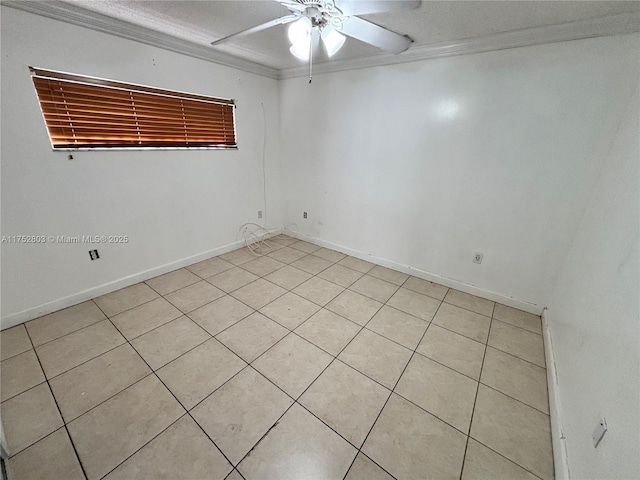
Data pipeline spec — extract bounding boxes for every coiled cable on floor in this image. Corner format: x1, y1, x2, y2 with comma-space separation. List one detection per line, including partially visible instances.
237, 222, 300, 256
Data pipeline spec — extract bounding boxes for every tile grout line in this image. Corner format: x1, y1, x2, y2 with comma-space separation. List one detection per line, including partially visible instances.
458, 302, 494, 480
244, 269, 390, 392
35, 300, 222, 382
20, 325, 90, 480
91, 294, 161, 322
160, 287, 228, 319
23, 310, 107, 350
11, 239, 530, 343
465, 438, 547, 480
253, 298, 370, 361
97, 414, 189, 479
5, 246, 319, 446
1, 348, 152, 409
292, 319, 549, 437
90, 306, 200, 478
465, 300, 548, 480
288, 300, 401, 479
164, 356, 252, 414
99, 270, 334, 478
344, 450, 400, 480
454, 307, 547, 480
483, 342, 547, 369
64, 371, 155, 424
93, 300, 242, 480
236, 250, 351, 295
229, 294, 389, 476
8, 239, 548, 479
206, 252, 377, 343
441, 300, 495, 320
342, 274, 441, 479
38, 295, 247, 382
184, 242, 459, 476
228, 239, 549, 477
144, 274, 202, 297
0, 380, 50, 406
22, 266, 424, 372
490, 316, 545, 336
27, 304, 243, 386
146, 249, 365, 378
113, 311, 185, 342
38, 340, 127, 383
42, 301, 237, 425
206, 246, 412, 322
0, 346, 32, 363
21, 276, 546, 477
152, 252, 485, 477
55, 303, 247, 430
137, 251, 390, 348
206, 266, 394, 475
427, 319, 490, 346
25, 313, 109, 350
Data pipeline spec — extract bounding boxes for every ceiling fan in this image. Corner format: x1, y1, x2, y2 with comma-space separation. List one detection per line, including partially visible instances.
210, 0, 421, 80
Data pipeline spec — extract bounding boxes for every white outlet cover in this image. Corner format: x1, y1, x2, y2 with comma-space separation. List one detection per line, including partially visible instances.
473, 252, 484, 264
592, 418, 607, 448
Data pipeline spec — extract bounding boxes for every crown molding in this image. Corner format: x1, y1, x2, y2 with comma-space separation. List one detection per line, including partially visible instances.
1, 0, 280, 79
3, 1, 638, 81
279, 12, 640, 79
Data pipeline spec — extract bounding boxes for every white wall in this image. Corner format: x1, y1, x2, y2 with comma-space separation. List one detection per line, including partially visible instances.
0, 7, 283, 326
1, 8, 638, 476
279, 34, 639, 311
546, 81, 639, 480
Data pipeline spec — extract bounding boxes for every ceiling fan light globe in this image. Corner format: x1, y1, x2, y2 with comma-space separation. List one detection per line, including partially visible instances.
321, 25, 345, 57
290, 42, 310, 61
288, 17, 312, 45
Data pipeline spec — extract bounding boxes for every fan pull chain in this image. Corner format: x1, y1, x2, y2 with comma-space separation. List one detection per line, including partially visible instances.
309, 34, 313, 83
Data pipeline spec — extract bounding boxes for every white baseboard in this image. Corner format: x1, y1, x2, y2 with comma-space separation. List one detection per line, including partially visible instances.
542, 308, 570, 480
2, 229, 543, 328
285, 231, 544, 315
1, 239, 246, 330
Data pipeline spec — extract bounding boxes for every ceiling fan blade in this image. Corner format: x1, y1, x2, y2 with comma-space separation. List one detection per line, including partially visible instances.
277, 0, 308, 12
335, 0, 421, 16
211, 14, 298, 46
339, 16, 412, 54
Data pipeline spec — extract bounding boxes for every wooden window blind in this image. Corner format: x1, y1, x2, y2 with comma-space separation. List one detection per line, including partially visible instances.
31, 68, 236, 149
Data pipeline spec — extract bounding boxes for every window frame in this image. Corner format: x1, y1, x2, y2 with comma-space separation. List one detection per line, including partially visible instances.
30, 67, 238, 151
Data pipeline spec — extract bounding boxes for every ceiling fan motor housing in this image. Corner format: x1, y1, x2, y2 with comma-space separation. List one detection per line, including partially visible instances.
298, 0, 345, 30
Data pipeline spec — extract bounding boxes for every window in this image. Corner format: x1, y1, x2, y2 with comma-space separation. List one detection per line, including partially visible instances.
31, 68, 236, 150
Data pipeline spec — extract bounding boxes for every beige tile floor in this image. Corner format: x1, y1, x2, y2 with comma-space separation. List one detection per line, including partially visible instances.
0, 235, 553, 480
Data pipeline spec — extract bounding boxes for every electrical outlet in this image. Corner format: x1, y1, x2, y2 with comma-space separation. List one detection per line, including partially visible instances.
258, 210, 263, 219
89, 249, 100, 261
303, 212, 308, 219
473, 252, 483, 264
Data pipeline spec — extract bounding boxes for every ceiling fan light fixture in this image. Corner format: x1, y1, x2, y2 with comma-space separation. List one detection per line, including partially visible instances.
321, 25, 345, 57
290, 42, 310, 61
288, 17, 311, 46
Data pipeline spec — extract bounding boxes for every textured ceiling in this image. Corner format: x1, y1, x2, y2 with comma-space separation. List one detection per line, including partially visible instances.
59, 0, 640, 70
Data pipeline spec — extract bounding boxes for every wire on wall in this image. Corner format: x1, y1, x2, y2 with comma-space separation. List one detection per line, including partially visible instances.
237, 101, 275, 256
237, 102, 298, 256
261, 102, 268, 227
